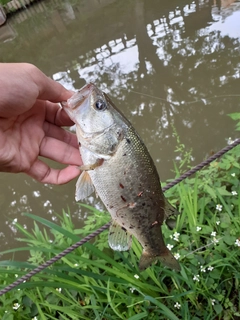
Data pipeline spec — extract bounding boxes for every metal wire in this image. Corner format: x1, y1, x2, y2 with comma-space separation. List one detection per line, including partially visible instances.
163, 138, 240, 192
0, 138, 239, 296
0, 222, 110, 296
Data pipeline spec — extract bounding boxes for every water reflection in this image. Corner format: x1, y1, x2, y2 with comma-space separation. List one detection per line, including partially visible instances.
0, 0, 240, 258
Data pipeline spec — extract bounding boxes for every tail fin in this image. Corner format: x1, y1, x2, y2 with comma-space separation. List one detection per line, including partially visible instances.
139, 249, 181, 271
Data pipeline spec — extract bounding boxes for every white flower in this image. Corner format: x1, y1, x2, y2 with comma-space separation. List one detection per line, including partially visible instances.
200, 265, 206, 272
211, 299, 216, 306
134, 274, 139, 279
212, 237, 219, 245
208, 266, 214, 271
56, 288, 62, 293
231, 173, 236, 177
174, 302, 181, 309
235, 239, 240, 247
167, 244, 174, 250
193, 274, 200, 282
216, 220, 220, 225
173, 232, 180, 241
227, 137, 234, 145
231, 191, 238, 196
15, 274, 18, 278
211, 231, 216, 237
32, 317, 38, 320
174, 253, 181, 260
74, 263, 79, 267
196, 226, 202, 232
216, 204, 222, 211
13, 303, 20, 310
130, 287, 135, 293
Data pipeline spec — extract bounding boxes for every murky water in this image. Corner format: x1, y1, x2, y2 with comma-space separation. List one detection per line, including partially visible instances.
0, 0, 240, 259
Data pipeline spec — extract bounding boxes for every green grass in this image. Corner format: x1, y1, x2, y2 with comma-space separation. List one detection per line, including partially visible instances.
0, 117, 240, 319
0, 0, 11, 5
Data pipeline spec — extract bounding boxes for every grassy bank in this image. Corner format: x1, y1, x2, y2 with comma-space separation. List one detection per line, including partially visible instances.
0, 115, 239, 319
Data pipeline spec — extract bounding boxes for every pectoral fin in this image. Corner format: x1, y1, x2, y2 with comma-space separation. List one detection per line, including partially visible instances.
75, 171, 94, 201
80, 158, 104, 171
75, 158, 104, 201
108, 221, 132, 251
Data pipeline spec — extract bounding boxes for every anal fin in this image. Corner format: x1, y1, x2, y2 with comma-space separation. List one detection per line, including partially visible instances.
108, 221, 132, 251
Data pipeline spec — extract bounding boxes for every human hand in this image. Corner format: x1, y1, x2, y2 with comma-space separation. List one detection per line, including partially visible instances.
0, 63, 82, 184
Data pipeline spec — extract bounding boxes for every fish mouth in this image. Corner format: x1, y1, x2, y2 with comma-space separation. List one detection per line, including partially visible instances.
63, 83, 115, 138
67, 83, 95, 110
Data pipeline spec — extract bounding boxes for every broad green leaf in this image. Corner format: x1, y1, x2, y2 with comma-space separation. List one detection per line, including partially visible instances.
228, 113, 240, 120
216, 187, 231, 196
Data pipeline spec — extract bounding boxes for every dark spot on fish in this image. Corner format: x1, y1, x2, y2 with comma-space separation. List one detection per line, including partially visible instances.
126, 138, 131, 144
78, 141, 81, 146
121, 226, 126, 231
109, 205, 113, 209
109, 232, 114, 235
119, 183, 124, 189
123, 153, 127, 156
142, 203, 145, 206
121, 195, 127, 202
124, 171, 126, 175
129, 225, 134, 229
138, 191, 143, 197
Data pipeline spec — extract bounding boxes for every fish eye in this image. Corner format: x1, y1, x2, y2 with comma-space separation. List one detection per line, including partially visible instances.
95, 99, 107, 111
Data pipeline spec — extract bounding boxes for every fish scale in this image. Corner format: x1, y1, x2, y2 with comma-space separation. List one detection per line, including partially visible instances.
63, 83, 181, 271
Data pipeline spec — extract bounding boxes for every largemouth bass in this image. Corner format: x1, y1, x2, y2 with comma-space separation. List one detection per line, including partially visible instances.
63, 83, 180, 271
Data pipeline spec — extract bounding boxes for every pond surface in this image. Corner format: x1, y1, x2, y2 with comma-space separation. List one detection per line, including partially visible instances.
0, 0, 240, 259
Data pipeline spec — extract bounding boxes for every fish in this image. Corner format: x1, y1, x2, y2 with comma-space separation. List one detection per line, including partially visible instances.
63, 83, 181, 271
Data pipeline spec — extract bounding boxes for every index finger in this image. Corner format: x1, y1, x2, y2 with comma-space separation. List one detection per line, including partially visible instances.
26, 64, 74, 102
